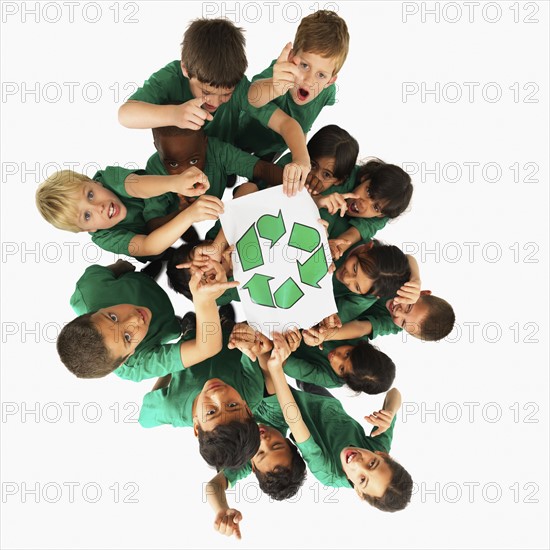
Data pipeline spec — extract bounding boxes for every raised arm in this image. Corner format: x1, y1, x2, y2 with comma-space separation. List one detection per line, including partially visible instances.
124, 167, 209, 199
204, 472, 242, 540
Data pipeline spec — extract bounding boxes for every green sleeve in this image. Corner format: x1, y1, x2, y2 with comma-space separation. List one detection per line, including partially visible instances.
114, 342, 184, 382
215, 285, 240, 307
142, 193, 180, 223
336, 294, 378, 325
93, 166, 145, 199
224, 463, 252, 488
348, 217, 388, 242
210, 138, 259, 180
358, 300, 402, 339
284, 356, 343, 389
296, 436, 339, 486
368, 415, 397, 454
276, 152, 291, 168
129, 60, 188, 104
91, 227, 137, 256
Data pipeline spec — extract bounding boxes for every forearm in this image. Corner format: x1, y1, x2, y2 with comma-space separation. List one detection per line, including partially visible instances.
253, 160, 284, 188
205, 473, 229, 513
248, 79, 276, 108
257, 352, 276, 395
383, 388, 402, 414
145, 210, 181, 233
274, 115, 309, 163
406, 254, 421, 284
118, 101, 179, 129
336, 227, 361, 253
324, 320, 373, 341
124, 173, 181, 199
192, 298, 223, 362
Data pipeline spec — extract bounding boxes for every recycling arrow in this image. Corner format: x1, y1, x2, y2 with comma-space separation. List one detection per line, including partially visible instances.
257, 210, 286, 248
242, 274, 275, 307
236, 223, 264, 272
297, 245, 328, 288
288, 222, 320, 253
273, 277, 304, 309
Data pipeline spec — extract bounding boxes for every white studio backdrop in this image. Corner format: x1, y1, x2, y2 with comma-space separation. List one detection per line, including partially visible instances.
1, 1, 548, 549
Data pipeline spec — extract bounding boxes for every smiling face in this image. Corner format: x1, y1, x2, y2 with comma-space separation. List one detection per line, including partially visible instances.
289, 50, 337, 105
90, 304, 152, 360
192, 379, 251, 433
75, 181, 127, 232
251, 424, 292, 474
387, 297, 430, 338
154, 131, 207, 176
346, 179, 387, 219
327, 345, 355, 377
334, 253, 374, 295
340, 447, 393, 499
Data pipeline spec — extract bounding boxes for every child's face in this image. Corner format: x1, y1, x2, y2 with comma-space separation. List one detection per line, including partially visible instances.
334, 252, 373, 295
289, 50, 337, 105
386, 297, 430, 338
193, 379, 251, 432
154, 132, 207, 176
181, 64, 235, 113
75, 181, 127, 232
340, 447, 393, 499
346, 179, 387, 219
251, 424, 292, 474
308, 156, 343, 192
327, 344, 354, 377
90, 304, 152, 359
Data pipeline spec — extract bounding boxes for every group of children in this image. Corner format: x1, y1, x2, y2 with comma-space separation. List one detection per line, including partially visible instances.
35, 11, 455, 538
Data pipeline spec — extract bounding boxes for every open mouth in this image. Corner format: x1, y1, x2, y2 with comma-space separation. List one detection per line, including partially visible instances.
108, 202, 118, 219
347, 200, 359, 214
345, 450, 358, 464
296, 87, 310, 101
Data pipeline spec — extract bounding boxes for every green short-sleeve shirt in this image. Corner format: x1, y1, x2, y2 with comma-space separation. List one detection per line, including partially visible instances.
235, 60, 336, 158
69, 265, 184, 381
333, 274, 379, 324
88, 166, 154, 258
138, 337, 265, 428
129, 60, 250, 145
284, 341, 343, 388
357, 298, 402, 340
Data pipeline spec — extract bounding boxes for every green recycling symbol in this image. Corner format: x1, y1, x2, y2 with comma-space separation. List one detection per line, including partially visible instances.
236, 210, 328, 309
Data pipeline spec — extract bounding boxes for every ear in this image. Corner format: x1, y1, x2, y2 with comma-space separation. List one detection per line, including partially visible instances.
250, 459, 257, 473
420, 290, 432, 296
365, 240, 374, 251
192, 418, 199, 438
181, 62, 189, 78
353, 486, 364, 499
326, 74, 338, 87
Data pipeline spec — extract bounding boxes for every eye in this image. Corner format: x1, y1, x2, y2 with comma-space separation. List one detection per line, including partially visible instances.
368, 459, 376, 468
206, 407, 217, 416
169, 162, 179, 168
374, 203, 381, 213
189, 159, 199, 166
124, 332, 132, 343
109, 313, 118, 322
84, 211, 91, 222
322, 171, 331, 179
344, 351, 350, 358
87, 190, 94, 200
300, 62, 309, 70
311, 160, 318, 169
356, 284, 360, 293
405, 305, 413, 314
353, 262, 357, 274
227, 402, 238, 409
360, 476, 366, 486
338, 366, 344, 375
318, 72, 326, 79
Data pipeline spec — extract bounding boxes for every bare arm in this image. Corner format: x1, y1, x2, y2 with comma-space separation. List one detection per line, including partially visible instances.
124, 168, 208, 199
205, 472, 242, 540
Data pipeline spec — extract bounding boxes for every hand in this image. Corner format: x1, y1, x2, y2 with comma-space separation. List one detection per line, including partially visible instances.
315, 193, 358, 217
305, 172, 325, 195
186, 195, 224, 224
283, 326, 302, 353
266, 332, 292, 371
213, 508, 242, 539
283, 158, 310, 197
272, 42, 301, 98
187, 259, 239, 302
364, 409, 396, 437
301, 325, 327, 350
228, 323, 273, 361
393, 280, 421, 306
177, 193, 195, 212
319, 313, 342, 331
175, 166, 210, 197
328, 239, 350, 261
175, 97, 214, 130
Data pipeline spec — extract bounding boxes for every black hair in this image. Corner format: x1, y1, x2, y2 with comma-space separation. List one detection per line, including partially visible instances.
307, 125, 359, 182
353, 241, 411, 298
56, 313, 128, 378
197, 418, 261, 470
166, 237, 204, 299
254, 439, 306, 500
342, 340, 396, 395
357, 159, 413, 219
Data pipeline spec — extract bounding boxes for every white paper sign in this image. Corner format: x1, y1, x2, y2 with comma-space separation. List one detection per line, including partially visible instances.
220, 187, 337, 338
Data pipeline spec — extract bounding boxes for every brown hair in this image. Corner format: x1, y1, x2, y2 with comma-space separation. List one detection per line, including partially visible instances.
181, 18, 247, 88
293, 10, 349, 74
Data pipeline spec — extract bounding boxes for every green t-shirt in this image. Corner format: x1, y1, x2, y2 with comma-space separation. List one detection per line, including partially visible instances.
235, 60, 336, 158
333, 273, 379, 324
357, 298, 402, 340
138, 334, 265, 428
69, 265, 183, 382
89, 166, 156, 258
144, 136, 259, 205
284, 341, 343, 388
129, 60, 250, 145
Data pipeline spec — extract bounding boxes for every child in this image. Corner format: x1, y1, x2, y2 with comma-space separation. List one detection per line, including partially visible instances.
265, 334, 412, 511
118, 18, 310, 194
240, 11, 349, 165
56, 258, 237, 381
36, 166, 222, 260
138, 329, 264, 471
314, 159, 414, 260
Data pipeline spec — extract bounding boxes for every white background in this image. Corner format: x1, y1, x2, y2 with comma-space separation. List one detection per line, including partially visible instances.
1, 1, 548, 549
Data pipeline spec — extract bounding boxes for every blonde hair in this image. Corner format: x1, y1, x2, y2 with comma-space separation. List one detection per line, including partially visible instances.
293, 10, 349, 75
36, 170, 91, 232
